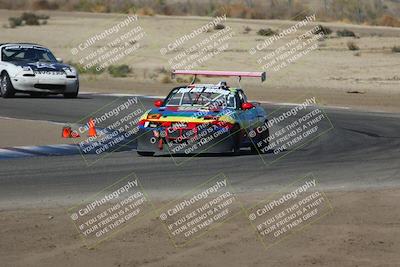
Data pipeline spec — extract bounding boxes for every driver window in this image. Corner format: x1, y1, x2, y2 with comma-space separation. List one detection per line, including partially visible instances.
167, 92, 181, 105
24, 49, 36, 60
39, 51, 51, 61
181, 92, 193, 105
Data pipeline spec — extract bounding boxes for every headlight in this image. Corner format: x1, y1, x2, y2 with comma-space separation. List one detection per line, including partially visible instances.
21, 66, 32, 71
63, 67, 77, 76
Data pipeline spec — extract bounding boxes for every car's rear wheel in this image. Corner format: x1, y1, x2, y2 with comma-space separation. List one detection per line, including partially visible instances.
137, 151, 155, 156
231, 124, 242, 155
251, 120, 270, 154
0, 72, 15, 98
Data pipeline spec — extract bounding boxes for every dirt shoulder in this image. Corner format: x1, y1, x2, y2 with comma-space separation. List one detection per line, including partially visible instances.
81, 78, 400, 113
1, 188, 399, 267
0, 117, 86, 147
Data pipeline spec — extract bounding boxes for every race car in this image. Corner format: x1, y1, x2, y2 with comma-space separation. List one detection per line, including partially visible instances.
137, 70, 269, 156
0, 43, 79, 98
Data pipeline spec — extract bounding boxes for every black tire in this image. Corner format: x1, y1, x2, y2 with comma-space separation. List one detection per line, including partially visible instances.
0, 72, 15, 98
137, 151, 155, 156
251, 121, 270, 154
231, 124, 242, 155
63, 83, 79, 98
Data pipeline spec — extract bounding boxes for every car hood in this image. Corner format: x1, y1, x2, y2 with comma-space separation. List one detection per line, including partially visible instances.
9, 61, 72, 71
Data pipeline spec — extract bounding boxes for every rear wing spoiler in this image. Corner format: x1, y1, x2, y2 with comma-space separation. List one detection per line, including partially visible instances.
172, 70, 266, 83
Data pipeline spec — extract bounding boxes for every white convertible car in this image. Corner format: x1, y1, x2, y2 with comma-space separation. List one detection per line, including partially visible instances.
0, 43, 79, 98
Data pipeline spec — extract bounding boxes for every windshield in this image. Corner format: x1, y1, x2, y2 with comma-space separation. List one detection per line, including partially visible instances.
165, 87, 236, 109
1, 46, 57, 63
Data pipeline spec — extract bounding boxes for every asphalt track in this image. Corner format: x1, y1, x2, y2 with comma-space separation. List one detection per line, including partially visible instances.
0, 94, 399, 207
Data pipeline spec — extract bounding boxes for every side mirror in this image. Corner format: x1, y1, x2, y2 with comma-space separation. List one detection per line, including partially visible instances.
56, 57, 63, 63
154, 100, 164, 107
241, 102, 254, 110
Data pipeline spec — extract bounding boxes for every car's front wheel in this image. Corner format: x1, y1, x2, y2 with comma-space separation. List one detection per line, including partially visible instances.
0, 72, 15, 98
63, 83, 79, 98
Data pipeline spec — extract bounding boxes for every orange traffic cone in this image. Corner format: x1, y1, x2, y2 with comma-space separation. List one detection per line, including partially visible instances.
88, 118, 97, 137
62, 126, 72, 138
70, 130, 81, 138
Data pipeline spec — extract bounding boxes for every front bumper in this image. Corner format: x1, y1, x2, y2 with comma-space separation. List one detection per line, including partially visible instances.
11, 74, 78, 93
137, 125, 235, 155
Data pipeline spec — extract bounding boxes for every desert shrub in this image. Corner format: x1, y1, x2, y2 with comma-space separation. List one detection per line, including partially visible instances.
378, 15, 400, 28
32, 0, 59, 10
190, 76, 201, 83
257, 28, 276, 36
248, 9, 267, 20
36, 14, 50, 20
8, 13, 49, 28
220, 2, 305, 20
347, 41, 359, 51
175, 77, 186, 83
175, 76, 201, 84
347, 90, 365, 94
233, 4, 250, 18
291, 3, 314, 21
337, 29, 356, 37
220, 3, 251, 19
21, 12, 40, 25
128, 40, 137, 46
108, 64, 131, 77
84, 66, 102, 74
392, 46, 400, 53
263, 0, 312, 20
90, 4, 109, 13
8, 17, 23, 28
155, 67, 168, 74
137, 7, 155, 16
73, 0, 109, 12
161, 75, 172, 83
315, 25, 332, 35
214, 23, 225, 30
66, 62, 103, 74
243, 26, 251, 34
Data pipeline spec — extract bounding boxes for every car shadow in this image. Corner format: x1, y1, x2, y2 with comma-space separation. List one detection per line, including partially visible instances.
9, 94, 92, 99
155, 148, 277, 157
